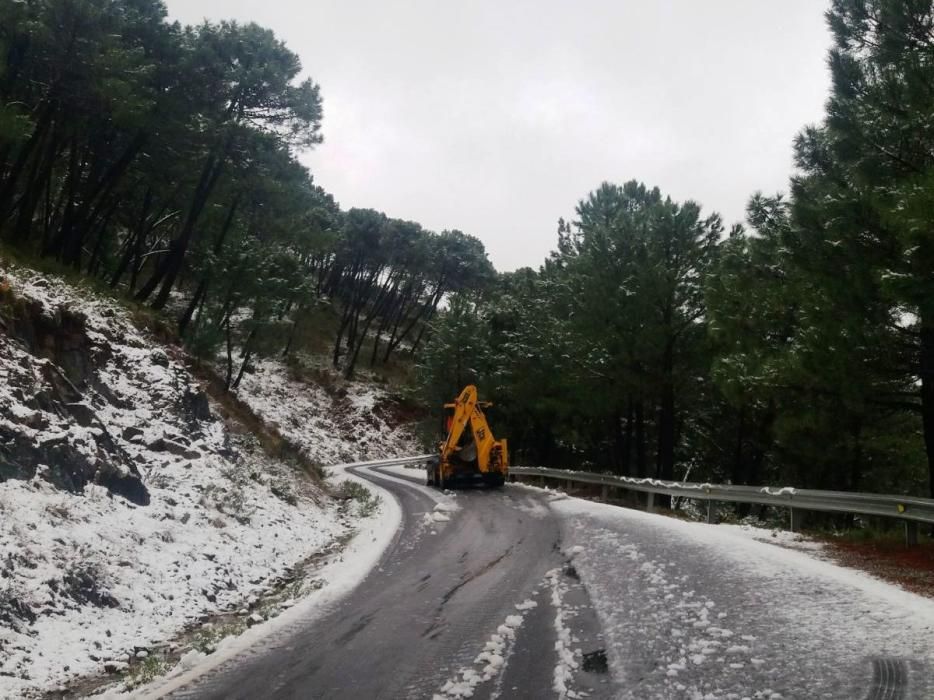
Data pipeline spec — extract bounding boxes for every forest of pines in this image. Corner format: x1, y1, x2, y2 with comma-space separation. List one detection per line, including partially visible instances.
2, 0, 933, 500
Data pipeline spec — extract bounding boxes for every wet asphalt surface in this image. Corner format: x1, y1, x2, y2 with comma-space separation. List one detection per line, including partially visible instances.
163, 467, 617, 699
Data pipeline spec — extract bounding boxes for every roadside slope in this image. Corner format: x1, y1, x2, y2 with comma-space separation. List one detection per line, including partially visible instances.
0, 263, 416, 698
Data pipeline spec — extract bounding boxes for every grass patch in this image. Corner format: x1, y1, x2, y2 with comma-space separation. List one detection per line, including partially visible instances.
338, 480, 382, 518
126, 655, 170, 687
192, 618, 249, 655
818, 524, 932, 545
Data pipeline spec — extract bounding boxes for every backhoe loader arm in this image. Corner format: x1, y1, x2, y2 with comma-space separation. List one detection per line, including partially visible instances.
439, 385, 478, 464
469, 402, 497, 474
429, 384, 508, 488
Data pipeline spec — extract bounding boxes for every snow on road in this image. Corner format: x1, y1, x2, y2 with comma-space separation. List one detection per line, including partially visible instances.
548, 494, 934, 700
434, 610, 527, 699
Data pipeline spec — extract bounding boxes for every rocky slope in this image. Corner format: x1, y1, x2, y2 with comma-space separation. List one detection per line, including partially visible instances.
0, 261, 419, 697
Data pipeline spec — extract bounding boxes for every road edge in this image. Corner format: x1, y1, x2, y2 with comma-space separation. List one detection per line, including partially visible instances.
123, 460, 406, 699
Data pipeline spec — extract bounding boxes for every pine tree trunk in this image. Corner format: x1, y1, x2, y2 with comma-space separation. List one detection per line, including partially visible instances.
282, 304, 305, 358
332, 302, 354, 367
232, 326, 258, 390
136, 144, 227, 306
345, 312, 377, 380
622, 397, 634, 476
920, 323, 934, 500
0, 100, 53, 224
110, 187, 152, 289
635, 399, 646, 478
732, 404, 750, 516
177, 195, 239, 334
655, 339, 676, 508
178, 279, 208, 336
10, 122, 61, 246
60, 131, 146, 267
612, 405, 625, 474
848, 419, 861, 490
85, 198, 119, 276
732, 404, 746, 484
224, 317, 235, 390
656, 354, 676, 480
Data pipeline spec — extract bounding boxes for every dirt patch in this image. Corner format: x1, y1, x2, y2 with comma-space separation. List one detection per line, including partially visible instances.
373, 393, 424, 427
820, 537, 934, 598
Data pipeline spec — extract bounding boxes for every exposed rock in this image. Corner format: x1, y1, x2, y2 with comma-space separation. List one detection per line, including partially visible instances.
3, 300, 94, 388
0, 593, 36, 634
93, 379, 132, 409
163, 431, 190, 446
147, 437, 200, 460
65, 402, 96, 428
38, 362, 83, 404
49, 565, 120, 609
0, 384, 149, 505
122, 426, 144, 442
149, 349, 169, 367
182, 387, 212, 422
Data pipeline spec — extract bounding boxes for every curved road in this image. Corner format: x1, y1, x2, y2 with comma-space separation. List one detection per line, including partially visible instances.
158, 465, 934, 699
164, 465, 617, 699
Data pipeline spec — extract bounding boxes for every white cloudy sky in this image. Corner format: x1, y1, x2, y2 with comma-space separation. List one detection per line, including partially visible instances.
163, 1, 832, 271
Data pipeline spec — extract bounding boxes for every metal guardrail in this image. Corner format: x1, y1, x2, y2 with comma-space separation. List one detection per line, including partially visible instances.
510, 466, 934, 545
339, 454, 435, 470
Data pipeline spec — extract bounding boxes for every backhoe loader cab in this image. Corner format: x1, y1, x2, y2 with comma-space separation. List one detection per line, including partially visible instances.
427, 385, 508, 488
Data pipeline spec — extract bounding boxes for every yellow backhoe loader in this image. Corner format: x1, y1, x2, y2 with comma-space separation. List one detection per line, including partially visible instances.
427, 385, 508, 488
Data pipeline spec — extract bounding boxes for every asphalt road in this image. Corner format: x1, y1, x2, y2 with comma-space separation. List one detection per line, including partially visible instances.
554, 498, 934, 700
163, 465, 617, 700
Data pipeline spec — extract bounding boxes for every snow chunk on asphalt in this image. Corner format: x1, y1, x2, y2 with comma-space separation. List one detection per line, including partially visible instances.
435, 602, 537, 698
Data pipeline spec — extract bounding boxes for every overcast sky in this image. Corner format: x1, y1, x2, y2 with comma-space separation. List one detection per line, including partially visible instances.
163, 1, 832, 272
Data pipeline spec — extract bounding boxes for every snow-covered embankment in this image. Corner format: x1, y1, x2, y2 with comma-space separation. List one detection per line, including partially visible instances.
0, 263, 417, 697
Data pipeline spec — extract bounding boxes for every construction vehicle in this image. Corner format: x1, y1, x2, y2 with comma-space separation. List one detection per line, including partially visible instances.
427, 385, 508, 488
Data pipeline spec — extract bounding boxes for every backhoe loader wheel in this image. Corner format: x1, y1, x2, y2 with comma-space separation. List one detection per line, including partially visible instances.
485, 474, 505, 488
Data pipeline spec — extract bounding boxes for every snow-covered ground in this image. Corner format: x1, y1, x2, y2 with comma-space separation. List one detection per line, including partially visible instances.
131, 460, 406, 699
544, 490, 934, 700
0, 263, 417, 698
232, 358, 420, 466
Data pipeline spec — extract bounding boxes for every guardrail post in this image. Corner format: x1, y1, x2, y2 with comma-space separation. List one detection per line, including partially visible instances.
789, 507, 805, 533
646, 492, 655, 513
706, 500, 715, 524
601, 484, 609, 501
905, 521, 919, 547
